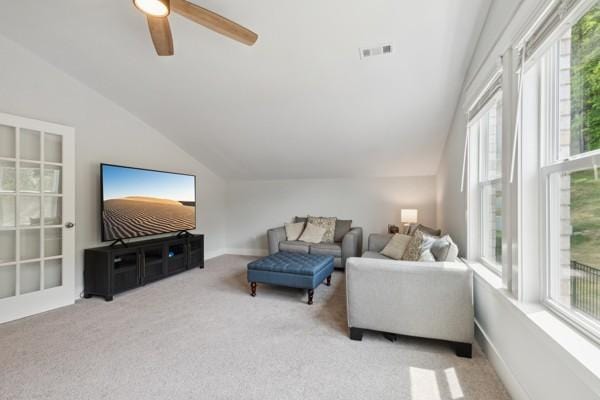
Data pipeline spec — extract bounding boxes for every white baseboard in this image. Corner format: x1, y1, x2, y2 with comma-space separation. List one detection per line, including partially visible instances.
475, 319, 531, 400
224, 248, 268, 257
204, 248, 227, 259
204, 248, 267, 258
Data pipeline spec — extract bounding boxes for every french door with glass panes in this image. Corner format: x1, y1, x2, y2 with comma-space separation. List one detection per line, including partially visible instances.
0, 112, 75, 323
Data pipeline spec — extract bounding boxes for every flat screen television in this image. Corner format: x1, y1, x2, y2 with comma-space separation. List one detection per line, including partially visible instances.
101, 164, 196, 242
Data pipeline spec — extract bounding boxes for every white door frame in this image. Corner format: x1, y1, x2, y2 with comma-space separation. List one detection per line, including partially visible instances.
0, 112, 75, 324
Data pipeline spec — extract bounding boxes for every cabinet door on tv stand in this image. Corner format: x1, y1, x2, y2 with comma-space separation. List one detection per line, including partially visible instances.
166, 241, 187, 274
111, 250, 141, 294
141, 245, 166, 284
188, 236, 204, 268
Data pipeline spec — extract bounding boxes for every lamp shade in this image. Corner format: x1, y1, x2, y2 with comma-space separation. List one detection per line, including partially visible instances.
401, 209, 418, 224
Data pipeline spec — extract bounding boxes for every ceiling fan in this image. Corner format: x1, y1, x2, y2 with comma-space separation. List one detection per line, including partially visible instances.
133, 0, 258, 56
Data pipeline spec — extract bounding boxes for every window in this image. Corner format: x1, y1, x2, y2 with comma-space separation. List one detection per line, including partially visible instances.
536, 4, 600, 335
468, 90, 503, 273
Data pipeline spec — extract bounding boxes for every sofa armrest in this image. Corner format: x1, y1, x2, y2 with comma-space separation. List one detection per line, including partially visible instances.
267, 226, 286, 255
345, 257, 474, 344
368, 233, 393, 252
341, 227, 363, 267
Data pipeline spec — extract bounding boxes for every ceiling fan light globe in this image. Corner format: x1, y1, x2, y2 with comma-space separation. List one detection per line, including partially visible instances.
133, 0, 170, 17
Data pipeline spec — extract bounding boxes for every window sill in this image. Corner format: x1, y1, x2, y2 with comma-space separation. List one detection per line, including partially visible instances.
464, 260, 600, 391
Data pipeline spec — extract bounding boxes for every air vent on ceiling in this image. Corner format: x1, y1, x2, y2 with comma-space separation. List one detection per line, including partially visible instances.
359, 44, 392, 59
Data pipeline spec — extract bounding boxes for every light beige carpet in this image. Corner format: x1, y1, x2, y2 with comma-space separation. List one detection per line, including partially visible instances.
0, 255, 510, 400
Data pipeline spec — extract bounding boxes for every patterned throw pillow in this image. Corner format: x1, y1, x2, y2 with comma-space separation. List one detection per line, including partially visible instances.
307, 216, 337, 243
408, 223, 441, 237
298, 223, 326, 244
402, 231, 424, 261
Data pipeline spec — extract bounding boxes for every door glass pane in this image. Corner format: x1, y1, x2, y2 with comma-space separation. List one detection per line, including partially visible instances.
19, 162, 41, 193
20, 196, 41, 226
44, 133, 62, 163
44, 228, 62, 257
43, 165, 62, 194
44, 259, 62, 289
0, 125, 16, 158
0, 161, 16, 192
20, 261, 40, 294
20, 229, 40, 260
20, 129, 41, 161
557, 5, 600, 159
43, 197, 62, 225
550, 168, 600, 321
0, 196, 16, 227
0, 231, 16, 263
0, 265, 16, 299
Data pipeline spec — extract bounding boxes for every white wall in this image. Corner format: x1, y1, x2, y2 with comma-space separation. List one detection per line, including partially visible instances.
436, 0, 600, 399
227, 177, 438, 253
0, 35, 228, 298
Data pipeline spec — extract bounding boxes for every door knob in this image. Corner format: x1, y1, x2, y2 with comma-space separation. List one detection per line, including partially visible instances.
65, 222, 75, 229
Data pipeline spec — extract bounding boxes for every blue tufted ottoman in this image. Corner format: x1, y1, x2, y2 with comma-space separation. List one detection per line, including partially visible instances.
247, 252, 334, 304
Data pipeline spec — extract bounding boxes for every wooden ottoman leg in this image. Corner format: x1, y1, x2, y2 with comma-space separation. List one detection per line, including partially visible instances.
250, 282, 257, 297
307, 289, 314, 305
326, 275, 332, 286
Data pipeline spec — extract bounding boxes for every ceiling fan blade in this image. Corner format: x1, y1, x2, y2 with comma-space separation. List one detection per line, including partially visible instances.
171, 0, 258, 46
147, 16, 174, 56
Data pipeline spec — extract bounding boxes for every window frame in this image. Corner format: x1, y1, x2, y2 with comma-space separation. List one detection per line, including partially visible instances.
467, 90, 504, 275
530, 3, 600, 341
540, 153, 600, 341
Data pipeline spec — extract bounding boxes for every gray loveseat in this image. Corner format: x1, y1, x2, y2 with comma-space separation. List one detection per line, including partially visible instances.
345, 233, 474, 357
267, 218, 362, 269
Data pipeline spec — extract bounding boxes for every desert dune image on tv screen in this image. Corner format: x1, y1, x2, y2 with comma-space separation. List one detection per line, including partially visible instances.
101, 165, 196, 241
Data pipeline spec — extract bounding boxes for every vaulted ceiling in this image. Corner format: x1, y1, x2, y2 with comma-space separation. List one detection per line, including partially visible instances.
0, 0, 491, 179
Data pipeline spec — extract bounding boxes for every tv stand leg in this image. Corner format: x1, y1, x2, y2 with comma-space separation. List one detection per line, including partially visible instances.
109, 239, 127, 248
105, 295, 114, 302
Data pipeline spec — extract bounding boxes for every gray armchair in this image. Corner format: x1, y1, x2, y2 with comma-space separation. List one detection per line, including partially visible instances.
345, 233, 474, 357
267, 224, 362, 269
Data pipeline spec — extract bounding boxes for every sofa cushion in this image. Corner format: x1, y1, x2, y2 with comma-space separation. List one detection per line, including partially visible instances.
279, 240, 310, 253
361, 251, 393, 260
310, 242, 342, 257
368, 233, 394, 252
334, 219, 352, 242
298, 223, 326, 244
307, 216, 337, 243
402, 231, 424, 261
430, 234, 459, 261
294, 216, 308, 224
430, 237, 450, 261
284, 222, 305, 241
419, 250, 436, 262
380, 233, 412, 260
444, 235, 459, 261
409, 224, 441, 237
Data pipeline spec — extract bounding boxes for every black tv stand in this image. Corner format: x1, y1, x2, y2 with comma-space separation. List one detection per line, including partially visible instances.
109, 238, 128, 248
84, 234, 204, 301
176, 230, 192, 238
